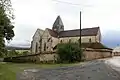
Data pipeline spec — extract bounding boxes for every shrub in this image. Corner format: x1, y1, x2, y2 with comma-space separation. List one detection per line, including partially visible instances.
57, 43, 83, 63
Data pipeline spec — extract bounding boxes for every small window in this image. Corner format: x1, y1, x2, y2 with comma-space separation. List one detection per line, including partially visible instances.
44, 43, 46, 51
35, 42, 38, 53
60, 40, 62, 43
89, 38, 91, 43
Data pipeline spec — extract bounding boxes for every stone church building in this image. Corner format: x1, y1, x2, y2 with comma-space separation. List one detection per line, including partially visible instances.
31, 16, 101, 54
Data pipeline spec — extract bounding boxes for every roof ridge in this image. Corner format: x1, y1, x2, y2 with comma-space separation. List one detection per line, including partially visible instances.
61, 27, 99, 32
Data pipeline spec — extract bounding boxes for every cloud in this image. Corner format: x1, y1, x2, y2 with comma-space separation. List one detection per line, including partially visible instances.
9, 0, 120, 47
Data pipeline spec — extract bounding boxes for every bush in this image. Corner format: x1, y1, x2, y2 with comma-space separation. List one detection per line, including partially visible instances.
57, 43, 83, 63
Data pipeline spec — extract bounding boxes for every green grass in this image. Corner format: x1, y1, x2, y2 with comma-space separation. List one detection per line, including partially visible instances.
0, 62, 83, 80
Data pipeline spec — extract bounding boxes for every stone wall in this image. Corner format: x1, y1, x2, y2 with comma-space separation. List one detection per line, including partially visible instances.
113, 52, 120, 56
24, 52, 58, 63
4, 49, 112, 63
31, 29, 44, 54
96, 29, 101, 42
83, 48, 112, 60
59, 35, 100, 44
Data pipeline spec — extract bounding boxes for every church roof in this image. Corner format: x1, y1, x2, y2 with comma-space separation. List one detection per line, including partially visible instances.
47, 28, 58, 38
52, 16, 64, 30
59, 27, 99, 38
81, 42, 112, 50
33, 28, 44, 39
47, 27, 100, 38
53, 42, 112, 50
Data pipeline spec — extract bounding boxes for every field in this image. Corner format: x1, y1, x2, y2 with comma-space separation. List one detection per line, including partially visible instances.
0, 62, 82, 80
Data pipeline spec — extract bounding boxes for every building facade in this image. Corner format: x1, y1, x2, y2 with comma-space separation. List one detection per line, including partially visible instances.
31, 16, 101, 54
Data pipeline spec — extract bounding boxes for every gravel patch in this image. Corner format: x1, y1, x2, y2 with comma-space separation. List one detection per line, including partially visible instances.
17, 60, 120, 80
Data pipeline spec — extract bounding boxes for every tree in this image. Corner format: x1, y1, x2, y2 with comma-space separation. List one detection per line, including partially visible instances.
57, 43, 83, 63
0, 0, 15, 57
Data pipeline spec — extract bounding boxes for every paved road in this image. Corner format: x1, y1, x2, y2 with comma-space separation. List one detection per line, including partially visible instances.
17, 60, 120, 80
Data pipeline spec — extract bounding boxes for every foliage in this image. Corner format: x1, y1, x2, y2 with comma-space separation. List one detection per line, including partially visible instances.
7, 50, 19, 57
0, 0, 14, 19
0, 0, 14, 57
3, 50, 30, 63
22, 51, 29, 55
57, 43, 83, 63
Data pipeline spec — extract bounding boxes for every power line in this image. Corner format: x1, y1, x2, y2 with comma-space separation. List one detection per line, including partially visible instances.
52, 0, 93, 7
52, 0, 92, 49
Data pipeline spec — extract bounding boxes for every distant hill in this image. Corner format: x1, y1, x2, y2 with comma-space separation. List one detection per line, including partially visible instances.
6, 46, 30, 50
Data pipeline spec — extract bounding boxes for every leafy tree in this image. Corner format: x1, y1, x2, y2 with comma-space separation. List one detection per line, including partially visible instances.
0, 0, 14, 57
57, 43, 83, 63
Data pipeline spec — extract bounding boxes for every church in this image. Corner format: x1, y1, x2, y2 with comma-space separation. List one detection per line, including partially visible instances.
31, 16, 102, 54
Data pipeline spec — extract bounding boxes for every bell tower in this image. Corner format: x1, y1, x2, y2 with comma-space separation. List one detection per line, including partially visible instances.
52, 16, 64, 33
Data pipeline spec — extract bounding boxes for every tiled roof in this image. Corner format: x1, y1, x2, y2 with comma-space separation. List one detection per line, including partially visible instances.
47, 27, 99, 38
52, 16, 64, 30
59, 27, 99, 38
81, 42, 112, 50
47, 28, 58, 38
53, 42, 112, 50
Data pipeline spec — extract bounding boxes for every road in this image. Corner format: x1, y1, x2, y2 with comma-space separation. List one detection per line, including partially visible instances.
17, 60, 120, 80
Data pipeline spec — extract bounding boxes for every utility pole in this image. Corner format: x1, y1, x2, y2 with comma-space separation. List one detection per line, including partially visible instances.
79, 11, 81, 48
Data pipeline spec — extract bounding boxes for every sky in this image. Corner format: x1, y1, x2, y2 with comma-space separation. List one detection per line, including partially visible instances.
7, 0, 120, 48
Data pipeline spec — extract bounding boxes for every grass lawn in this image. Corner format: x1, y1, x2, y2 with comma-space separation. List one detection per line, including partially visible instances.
0, 62, 83, 80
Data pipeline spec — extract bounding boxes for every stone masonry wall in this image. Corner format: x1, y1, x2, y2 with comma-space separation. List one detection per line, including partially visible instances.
4, 49, 112, 63
83, 49, 112, 60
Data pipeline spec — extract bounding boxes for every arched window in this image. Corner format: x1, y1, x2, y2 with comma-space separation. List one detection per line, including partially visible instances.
89, 38, 91, 43
60, 40, 62, 43
35, 42, 38, 53
44, 42, 46, 51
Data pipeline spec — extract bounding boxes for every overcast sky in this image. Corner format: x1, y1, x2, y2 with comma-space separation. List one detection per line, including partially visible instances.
7, 0, 120, 47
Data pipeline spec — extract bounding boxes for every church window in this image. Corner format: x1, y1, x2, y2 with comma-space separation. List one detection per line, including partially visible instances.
35, 42, 38, 53
60, 40, 62, 43
89, 38, 91, 43
60, 26, 63, 29
44, 43, 46, 51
